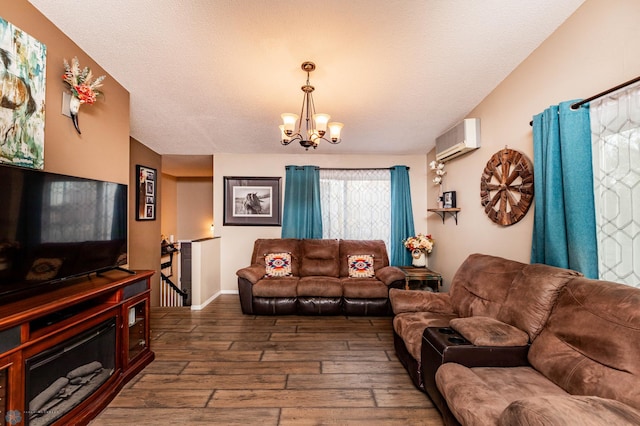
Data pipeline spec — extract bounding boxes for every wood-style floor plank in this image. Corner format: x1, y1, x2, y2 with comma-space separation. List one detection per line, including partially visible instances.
91, 294, 443, 425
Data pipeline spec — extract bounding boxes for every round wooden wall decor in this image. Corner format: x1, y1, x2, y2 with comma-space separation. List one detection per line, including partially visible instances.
480, 148, 534, 226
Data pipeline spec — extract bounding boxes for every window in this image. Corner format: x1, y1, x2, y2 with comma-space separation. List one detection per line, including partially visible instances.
591, 86, 640, 287
319, 169, 391, 250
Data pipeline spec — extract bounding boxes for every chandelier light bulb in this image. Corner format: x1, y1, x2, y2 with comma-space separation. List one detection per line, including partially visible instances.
328, 122, 344, 142
281, 113, 299, 135
313, 113, 330, 134
279, 125, 291, 142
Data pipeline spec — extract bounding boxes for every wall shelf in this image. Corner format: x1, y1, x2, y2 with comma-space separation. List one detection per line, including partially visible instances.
428, 208, 461, 225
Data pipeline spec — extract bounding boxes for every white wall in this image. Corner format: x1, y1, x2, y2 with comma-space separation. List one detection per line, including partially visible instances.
191, 237, 221, 308
214, 153, 428, 292
426, 0, 640, 289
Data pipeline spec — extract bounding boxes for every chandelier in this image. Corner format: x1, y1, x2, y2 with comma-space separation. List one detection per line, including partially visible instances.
280, 61, 343, 150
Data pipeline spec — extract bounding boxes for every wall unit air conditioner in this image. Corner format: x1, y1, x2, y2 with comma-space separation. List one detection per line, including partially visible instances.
435, 118, 480, 162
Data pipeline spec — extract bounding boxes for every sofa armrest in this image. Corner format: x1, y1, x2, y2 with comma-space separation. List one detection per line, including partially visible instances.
389, 288, 454, 315
498, 395, 640, 426
376, 265, 406, 286
449, 316, 530, 347
236, 264, 265, 284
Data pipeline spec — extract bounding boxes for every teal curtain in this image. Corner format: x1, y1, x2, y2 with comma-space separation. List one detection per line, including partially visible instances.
281, 165, 323, 238
390, 165, 415, 266
531, 101, 598, 278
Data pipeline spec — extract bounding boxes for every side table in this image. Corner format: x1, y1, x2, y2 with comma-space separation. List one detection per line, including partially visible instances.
399, 266, 442, 292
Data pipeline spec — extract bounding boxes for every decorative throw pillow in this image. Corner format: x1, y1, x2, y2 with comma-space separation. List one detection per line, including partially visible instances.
348, 254, 375, 278
264, 252, 292, 277
25, 258, 63, 281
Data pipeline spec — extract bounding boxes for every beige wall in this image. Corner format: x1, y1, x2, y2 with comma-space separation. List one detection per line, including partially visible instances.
214, 153, 428, 293
160, 175, 213, 242
427, 0, 640, 289
130, 139, 162, 306
161, 173, 178, 239
191, 237, 221, 308
177, 177, 214, 240
2, 0, 129, 183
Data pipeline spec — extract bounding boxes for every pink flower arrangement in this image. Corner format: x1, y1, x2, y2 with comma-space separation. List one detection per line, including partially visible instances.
403, 233, 435, 254
62, 57, 105, 104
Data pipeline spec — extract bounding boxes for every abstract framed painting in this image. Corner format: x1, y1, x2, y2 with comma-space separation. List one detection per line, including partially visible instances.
0, 17, 47, 169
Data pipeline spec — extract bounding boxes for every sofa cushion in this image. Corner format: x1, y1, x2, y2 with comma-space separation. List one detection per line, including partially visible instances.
347, 254, 375, 278
252, 277, 298, 297
449, 254, 527, 319
449, 316, 529, 347
528, 278, 640, 411
341, 278, 388, 298
264, 252, 292, 277
393, 312, 456, 360
339, 240, 389, 277
497, 263, 581, 341
498, 395, 640, 426
299, 239, 340, 277
436, 363, 568, 426
251, 238, 300, 276
297, 276, 342, 297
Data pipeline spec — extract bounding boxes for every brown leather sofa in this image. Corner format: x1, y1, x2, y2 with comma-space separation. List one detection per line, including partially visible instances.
391, 253, 640, 425
237, 238, 405, 315
437, 275, 640, 425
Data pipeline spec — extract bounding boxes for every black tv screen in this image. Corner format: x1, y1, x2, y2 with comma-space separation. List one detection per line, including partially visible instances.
0, 164, 127, 303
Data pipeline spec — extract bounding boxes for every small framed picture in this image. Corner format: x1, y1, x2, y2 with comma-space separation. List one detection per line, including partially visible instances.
443, 191, 456, 209
136, 165, 157, 220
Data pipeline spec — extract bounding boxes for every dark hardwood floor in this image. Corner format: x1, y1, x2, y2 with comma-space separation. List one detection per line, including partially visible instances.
91, 294, 444, 425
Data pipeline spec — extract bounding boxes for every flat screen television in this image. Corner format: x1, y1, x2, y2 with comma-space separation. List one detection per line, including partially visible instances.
0, 164, 128, 304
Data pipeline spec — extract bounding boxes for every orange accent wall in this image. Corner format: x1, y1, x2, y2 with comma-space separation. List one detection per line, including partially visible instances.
3, 0, 130, 184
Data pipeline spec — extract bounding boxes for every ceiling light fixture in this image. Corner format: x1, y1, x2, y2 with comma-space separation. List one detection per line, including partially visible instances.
280, 61, 343, 150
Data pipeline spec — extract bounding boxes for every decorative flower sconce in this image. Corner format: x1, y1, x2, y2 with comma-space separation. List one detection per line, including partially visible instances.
62, 57, 105, 134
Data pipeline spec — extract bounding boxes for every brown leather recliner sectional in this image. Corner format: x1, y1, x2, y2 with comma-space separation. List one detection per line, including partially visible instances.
391, 253, 640, 425
237, 238, 406, 315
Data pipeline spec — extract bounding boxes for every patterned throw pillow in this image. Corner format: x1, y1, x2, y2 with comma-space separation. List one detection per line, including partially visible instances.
265, 252, 292, 277
348, 254, 375, 278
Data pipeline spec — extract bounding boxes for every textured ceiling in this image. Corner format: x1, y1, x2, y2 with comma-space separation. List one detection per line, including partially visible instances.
30, 0, 585, 155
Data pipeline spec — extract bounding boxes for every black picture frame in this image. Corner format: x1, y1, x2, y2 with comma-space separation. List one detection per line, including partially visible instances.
136, 165, 157, 220
443, 190, 457, 209
223, 176, 281, 226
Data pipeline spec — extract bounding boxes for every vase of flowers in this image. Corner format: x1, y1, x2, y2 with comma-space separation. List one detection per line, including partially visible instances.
403, 233, 434, 268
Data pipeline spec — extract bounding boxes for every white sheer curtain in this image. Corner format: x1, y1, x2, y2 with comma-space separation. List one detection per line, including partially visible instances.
319, 169, 391, 250
590, 84, 640, 288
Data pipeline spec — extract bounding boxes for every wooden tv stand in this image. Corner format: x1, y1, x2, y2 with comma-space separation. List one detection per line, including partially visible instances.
0, 270, 155, 426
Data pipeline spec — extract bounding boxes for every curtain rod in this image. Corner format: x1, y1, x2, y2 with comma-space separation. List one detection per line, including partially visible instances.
529, 75, 640, 126
320, 167, 409, 171
286, 166, 409, 171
